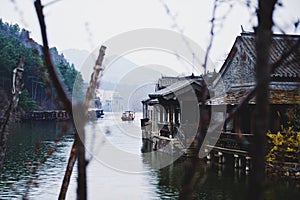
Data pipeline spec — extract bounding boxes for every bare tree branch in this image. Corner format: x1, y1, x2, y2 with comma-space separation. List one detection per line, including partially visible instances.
34, 1, 89, 199
0, 56, 24, 170
158, 0, 205, 73
58, 45, 106, 199
34, 0, 72, 113
58, 139, 77, 200
75, 45, 106, 200
44, 0, 62, 7
202, 0, 218, 74
203, 0, 235, 72
249, 1, 277, 200
270, 38, 300, 75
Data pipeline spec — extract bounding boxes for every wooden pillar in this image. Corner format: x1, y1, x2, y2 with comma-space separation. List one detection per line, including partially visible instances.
223, 111, 226, 131
165, 107, 168, 122
245, 156, 251, 171
234, 154, 242, 168
218, 164, 224, 177
175, 108, 179, 125
218, 152, 225, 164
160, 106, 163, 123
143, 103, 148, 118
169, 105, 174, 137
205, 149, 211, 160
154, 105, 158, 132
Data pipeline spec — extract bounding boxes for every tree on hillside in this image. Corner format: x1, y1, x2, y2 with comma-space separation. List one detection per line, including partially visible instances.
0, 21, 84, 110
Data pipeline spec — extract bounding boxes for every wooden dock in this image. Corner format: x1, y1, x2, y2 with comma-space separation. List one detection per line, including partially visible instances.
24, 110, 70, 121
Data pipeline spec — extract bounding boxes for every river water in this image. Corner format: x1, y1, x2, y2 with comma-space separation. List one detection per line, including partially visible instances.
0, 112, 299, 199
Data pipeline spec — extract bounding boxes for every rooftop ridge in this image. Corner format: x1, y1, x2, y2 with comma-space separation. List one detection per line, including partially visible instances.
240, 32, 300, 38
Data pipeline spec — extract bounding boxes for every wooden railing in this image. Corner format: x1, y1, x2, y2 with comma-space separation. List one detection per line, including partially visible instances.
206, 131, 253, 156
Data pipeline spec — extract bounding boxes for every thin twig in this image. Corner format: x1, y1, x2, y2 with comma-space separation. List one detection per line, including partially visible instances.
202, 0, 218, 74
270, 38, 300, 75
158, 0, 204, 73
44, 0, 62, 7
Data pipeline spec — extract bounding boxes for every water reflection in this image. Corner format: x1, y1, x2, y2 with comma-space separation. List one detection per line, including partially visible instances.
0, 114, 299, 199
0, 121, 74, 199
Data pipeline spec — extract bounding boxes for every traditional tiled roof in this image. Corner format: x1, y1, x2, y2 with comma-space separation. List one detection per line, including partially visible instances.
150, 79, 201, 100
211, 33, 300, 106
142, 98, 159, 105
239, 33, 300, 78
208, 88, 300, 105
156, 74, 202, 90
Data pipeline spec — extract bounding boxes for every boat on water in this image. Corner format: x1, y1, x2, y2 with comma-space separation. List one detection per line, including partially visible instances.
121, 111, 135, 121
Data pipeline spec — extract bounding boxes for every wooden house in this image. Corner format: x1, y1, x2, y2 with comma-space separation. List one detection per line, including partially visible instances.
141, 32, 300, 159
141, 74, 208, 155
211, 32, 300, 135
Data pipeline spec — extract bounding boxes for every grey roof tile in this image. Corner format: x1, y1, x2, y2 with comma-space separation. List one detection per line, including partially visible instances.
240, 33, 300, 78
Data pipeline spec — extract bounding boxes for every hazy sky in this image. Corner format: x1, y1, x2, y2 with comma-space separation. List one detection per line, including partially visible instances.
1, 0, 299, 71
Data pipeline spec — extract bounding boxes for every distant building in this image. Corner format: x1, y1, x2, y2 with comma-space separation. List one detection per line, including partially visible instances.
97, 89, 123, 112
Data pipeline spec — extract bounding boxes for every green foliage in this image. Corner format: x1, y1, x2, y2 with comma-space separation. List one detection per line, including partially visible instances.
0, 34, 22, 71
0, 29, 43, 88
267, 105, 300, 163
0, 18, 20, 37
55, 61, 84, 97
19, 89, 38, 111
0, 19, 85, 110
266, 127, 300, 163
